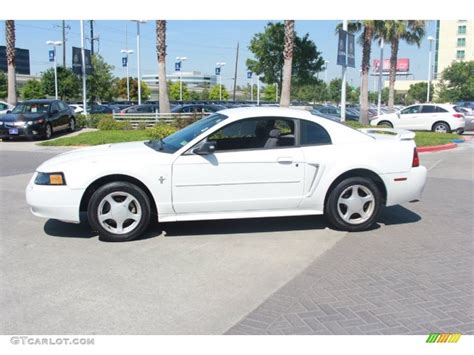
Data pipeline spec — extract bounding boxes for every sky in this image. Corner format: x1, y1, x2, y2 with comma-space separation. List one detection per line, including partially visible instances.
1, 20, 437, 91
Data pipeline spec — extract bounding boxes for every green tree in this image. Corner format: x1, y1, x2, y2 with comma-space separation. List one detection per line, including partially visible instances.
200, 87, 210, 100
246, 22, 324, 93
262, 84, 277, 101
5, 20, 17, 105
87, 54, 117, 102
407, 82, 433, 103
280, 20, 295, 107
156, 20, 171, 113
292, 80, 328, 103
169, 81, 190, 101
116, 77, 150, 101
0, 71, 7, 98
21, 79, 45, 99
327, 78, 352, 103
436, 61, 474, 102
341, 20, 384, 123
41, 67, 81, 100
209, 84, 229, 100
375, 20, 425, 108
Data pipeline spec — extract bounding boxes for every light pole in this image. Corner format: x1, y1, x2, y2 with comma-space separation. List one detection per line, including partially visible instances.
216, 62, 226, 101
46, 40, 62, 99
427, 36, 435, 103
324, 60, 329, 83
377, 38, 384, 116
176, 56, 187, 101
256, 75, 260, 106
132, 20, 146, 105
121, 49, 134, 102
80, 20, 87, 115
340, 20, 348, 122
247, 71, 253, 101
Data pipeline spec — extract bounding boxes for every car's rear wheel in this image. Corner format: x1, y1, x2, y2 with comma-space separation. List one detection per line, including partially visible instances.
325, 177, 382, 232
377, 121, 393, 128
87, 182, 151, 242
432, 121, 450, 133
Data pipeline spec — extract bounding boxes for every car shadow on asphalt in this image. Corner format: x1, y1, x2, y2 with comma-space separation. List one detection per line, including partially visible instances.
1, 128, 84, 142
42, 205, 421, 241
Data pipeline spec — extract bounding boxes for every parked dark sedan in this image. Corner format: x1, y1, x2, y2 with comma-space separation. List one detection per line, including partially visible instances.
171, 104, 226, 114
0, 99, 75, 140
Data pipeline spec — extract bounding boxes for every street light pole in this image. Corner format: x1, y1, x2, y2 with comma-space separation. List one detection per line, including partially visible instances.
324, 60, 329, 83
377, 38, 384, 116
257, 75, 260, 106
79, 21, 87, 115
427, 36, 435, 103
121, 49, 134, 102
340, 20, 348, 122
132, 20, 146, 105
46, 41, 62, 100
216, 62, 226, 101
176, 57, 187, 101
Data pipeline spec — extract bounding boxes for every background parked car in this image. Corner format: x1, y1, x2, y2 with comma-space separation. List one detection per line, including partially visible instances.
0, 100, 15, 115
171, 104, 226, 114
69, 104, 84, 114
89, 104, 121, 114
0, 99, 75, 140
120, 104, 160, 114
370, 104, 465, 133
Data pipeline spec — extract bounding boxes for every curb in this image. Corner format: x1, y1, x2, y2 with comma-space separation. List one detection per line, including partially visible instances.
417, 143, 458, 153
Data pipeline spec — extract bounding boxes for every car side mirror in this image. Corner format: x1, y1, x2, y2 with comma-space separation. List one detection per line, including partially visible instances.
6, 110, 11, 114
193, 141, 216, 155
396, 112, 401, 118
50, 109, 59, 116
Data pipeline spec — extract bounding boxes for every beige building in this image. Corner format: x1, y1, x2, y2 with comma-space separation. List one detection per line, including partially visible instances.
434, 20, 474, 78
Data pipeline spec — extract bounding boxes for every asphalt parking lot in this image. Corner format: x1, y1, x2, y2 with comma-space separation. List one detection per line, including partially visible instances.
0, 138, 473, 335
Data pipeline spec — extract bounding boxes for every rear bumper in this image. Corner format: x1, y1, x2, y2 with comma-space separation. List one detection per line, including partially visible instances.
381, 166, 427, 206
25, 173, 84, 223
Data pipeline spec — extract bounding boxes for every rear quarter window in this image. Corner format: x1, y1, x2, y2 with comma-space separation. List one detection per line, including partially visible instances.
300, 120, 332, 146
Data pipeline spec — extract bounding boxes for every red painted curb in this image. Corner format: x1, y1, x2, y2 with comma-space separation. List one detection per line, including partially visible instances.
417, 143, 458, 153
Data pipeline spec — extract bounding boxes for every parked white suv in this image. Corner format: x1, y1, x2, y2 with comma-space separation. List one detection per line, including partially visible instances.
370, 104, 465, 134
0, 100, 14, 115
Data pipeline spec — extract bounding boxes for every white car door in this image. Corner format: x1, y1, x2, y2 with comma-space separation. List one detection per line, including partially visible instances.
397, 105, 423, 129
419, 105, 439, 130
172, 117, 306, 214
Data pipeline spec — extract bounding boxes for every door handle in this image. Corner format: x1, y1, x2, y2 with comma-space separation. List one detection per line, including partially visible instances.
277, 157, 293, 164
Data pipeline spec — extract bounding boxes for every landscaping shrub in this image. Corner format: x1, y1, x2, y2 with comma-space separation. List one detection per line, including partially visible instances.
97, 116, 132, 131
146, 124, 177, 139
75, 114, 110, 129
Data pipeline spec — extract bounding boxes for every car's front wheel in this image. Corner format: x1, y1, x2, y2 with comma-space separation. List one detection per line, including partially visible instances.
377, 121, 393, 128
325, 177, 382, 232
43, 123, 52, 140
87, 182, 152, 242
68, 117, 75, 132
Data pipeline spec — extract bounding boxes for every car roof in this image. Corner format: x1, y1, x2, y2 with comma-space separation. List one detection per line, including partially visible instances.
22, 99, 57, 104
218, 106, 328, 121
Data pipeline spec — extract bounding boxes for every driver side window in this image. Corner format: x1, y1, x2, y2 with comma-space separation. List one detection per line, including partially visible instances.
401, 105, 421, 115
208, 117, 295, 152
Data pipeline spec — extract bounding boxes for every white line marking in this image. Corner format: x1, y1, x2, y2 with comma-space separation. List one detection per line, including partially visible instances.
428, 159, 443, 171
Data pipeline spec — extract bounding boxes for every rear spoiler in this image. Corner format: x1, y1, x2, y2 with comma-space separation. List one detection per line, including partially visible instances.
358, 128, 416, 141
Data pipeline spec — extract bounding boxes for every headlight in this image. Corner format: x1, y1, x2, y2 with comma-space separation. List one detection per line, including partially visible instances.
34, 172, 66, 186
0, 121, 3, 126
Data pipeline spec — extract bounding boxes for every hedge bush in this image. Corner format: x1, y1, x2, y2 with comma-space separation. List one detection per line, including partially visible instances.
146, 124, 177, 139
97, 116, 132, 131
75, 114, 111, 128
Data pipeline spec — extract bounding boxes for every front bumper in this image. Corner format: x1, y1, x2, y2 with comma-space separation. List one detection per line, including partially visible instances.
381, 166, 427, 206
25, 173, 84, 223
0, 123, 46, 139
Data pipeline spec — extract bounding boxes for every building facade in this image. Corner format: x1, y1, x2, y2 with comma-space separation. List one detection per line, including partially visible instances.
434, 20, 474, 78
142, 71, 217, 91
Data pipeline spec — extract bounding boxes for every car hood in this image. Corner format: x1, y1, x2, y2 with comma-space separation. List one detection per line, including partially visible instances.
37, 141, 172, 172
0, 113, 47, 122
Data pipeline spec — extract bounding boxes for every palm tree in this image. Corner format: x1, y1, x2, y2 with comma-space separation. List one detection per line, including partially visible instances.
5, 20, 17, 105
280, 20, 295, 107
376, 20, 425, 109
341, 21, 381, 124
156, 20, 170, 113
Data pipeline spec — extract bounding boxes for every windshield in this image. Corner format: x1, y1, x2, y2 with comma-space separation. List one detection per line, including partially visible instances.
12, 102, 50, 114
148, 113, 228, 153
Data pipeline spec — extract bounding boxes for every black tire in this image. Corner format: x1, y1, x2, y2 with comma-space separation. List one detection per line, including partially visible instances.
68, 117, 76, 132
325, 176, 382, 232
432, 121, 451, 133
87, 181, 152, 242
377, 121, 393, 128
43, 123, 53, 140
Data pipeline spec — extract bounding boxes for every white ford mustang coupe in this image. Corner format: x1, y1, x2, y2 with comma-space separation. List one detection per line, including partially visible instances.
26, 107, 427, 242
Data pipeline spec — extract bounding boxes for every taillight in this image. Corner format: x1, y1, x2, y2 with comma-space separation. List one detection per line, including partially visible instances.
453, 113, 464, 118
412, 148, 420, 167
